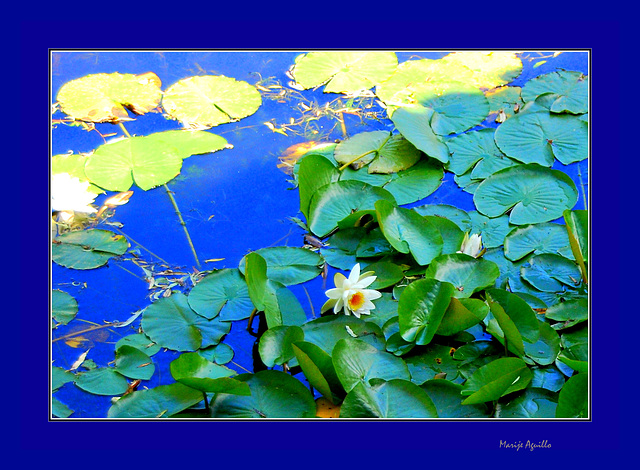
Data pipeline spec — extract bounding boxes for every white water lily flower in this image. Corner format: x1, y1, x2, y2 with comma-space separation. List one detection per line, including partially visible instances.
51, 173, 97, 214
323, 263, 381, 318
458, 232, 484, 258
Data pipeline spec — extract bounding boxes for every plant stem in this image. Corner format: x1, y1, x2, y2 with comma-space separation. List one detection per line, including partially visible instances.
338, 149, 377, 172
164, 183, 201, 269
112, 228, 172, 265
577, 162, 588, 210
117, 121, 201, 270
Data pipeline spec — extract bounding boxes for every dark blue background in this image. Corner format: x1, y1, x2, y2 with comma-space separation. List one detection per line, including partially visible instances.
14, 17, 628, 464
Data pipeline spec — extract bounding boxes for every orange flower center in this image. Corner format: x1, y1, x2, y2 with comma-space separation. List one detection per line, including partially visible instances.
348, 291, 365, 311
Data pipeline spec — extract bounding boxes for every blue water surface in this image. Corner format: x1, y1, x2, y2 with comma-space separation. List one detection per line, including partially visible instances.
51, 50, 589, 418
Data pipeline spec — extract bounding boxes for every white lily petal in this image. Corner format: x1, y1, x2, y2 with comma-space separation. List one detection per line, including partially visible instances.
325, 288, 343, 299
334, 272, 346, 289
348, 263, 361, 283
354, 275, 377, 289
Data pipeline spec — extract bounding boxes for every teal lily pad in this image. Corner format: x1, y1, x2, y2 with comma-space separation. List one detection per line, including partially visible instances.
504, 222, 574, 261
520, 254, 582, 292
115, 334, 161, 357
523, 321, 561, 366
485, 85, 524, 123
52, 229, 129, 270
162, 75, 262, 129
333, 131, 421, 174
301, 315, 386, 355
521, 70, 588, 114
52, 366, 76, 391
210, 370, 316, 418
468, 211, 512, 248
390, 106, 450, 163
52, 289, 78, 326
238, 247, 323, 286
108, 382, 204, 418
141, 293, 231, 352
258, 325, 304, 367
290, 51, 398, 94
56, 72, 162, 123
446, 128, 517, 177
114, 345, 155, 380
486, 288, 540, 344
421, 380, 490, 418
473, 164, 578, 225
494, 111, 588, 166
545, 298, 588, 329
308, 180, 396, 238
74, 368, 130, 396
413, 204, 473, 233
494, 387, 558, 418
187, 269, 253, 321
340, 378, 438, 418
424, 253, 500, 299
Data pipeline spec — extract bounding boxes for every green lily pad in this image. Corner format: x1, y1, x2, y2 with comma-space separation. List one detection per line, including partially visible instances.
308, 180, 396, 238
531, 365, 566, 392
397, 278, 455, 345
355, 228, 395, 258
440, 51, 523, 89
375, 199, 443, 266
446, 128, 516, 177
375, 58, 476, 108
521, 70, 588, 114
142, 130, 230, 159
494, 111, 588, 166
504, 222, 574, 261
52, 289, 78, 326
290, 51, 398, 93
238, 247, 323, 286
141, 293, 231, 352
210, 370, 316, 418
436, 297, 489, 336
461, 357, 532, 405
390, 106, 450, 163
114, 345, 155, 380
187, 269, 253, 321
334, 131, 421, 174
52, 397, 74, 418
557, 343, 588, 373
198, 343, 235, 365
170, 352, 250, 395
424, 215, 465, 255
360, 260, 406, 290
297, 153, 340, 220
340, 378, 438, 418
258, 325, 304, 367
108, 382, 205, 418
411, 81, 490, 135
424, 253, 500, 299
56, 72, 162, 123
332, 338, 411, 393
301, 315, 386, 356
52, 229, 129, 269
85, 136, 182, 191
292, 341, 343, 404
244, 252, 307, 328
405, 344, 465, 385
74, 368, 130, 396
520, 254, 582, 292
556, 372, 588, 418
473, 164, 578, 225
486, 288, 540, 344
421, 379, 490, 418
413, 204, 473, 233
162, 75, 262, 129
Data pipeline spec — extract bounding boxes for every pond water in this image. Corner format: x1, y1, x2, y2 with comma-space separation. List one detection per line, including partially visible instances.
51, 50, 589, 418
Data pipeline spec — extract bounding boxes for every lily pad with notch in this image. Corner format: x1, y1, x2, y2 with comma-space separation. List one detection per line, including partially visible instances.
504, 222, 575, 262
473, 164, 578, 225
424, 253, 500, 299
187, 268, 253, 321
238, 247, 323, 286
52, 229, 129, 270
56, 72, 162, 123
290, 51, 398, 94
520, 70, 588, 114
162, 75, 262, 129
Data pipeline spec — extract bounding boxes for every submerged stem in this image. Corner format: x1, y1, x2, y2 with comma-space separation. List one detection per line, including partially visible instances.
577, 162, 588, 210
164, 183, 201, 269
